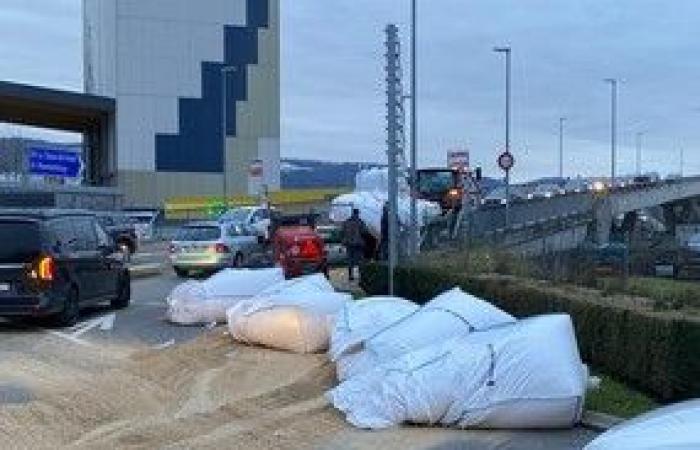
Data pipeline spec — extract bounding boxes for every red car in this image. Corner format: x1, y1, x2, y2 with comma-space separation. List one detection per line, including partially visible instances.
271, 214, 328, 278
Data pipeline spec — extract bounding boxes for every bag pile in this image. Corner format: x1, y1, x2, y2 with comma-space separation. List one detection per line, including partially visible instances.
329, 168, 441, 238
328, 314, 588, 430
166, 267, 593, 432
332, 288, 516, 381
165, 268, 285, 324
227, 274, 351, 353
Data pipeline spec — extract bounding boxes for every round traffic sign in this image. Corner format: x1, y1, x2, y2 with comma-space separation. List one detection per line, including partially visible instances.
498, 151, 515, 172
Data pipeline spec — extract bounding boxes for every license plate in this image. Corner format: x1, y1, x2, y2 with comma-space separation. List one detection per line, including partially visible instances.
0, 283, 10, 292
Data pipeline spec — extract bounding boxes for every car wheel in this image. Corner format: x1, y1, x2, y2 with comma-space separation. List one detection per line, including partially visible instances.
174, 267, 189, 278
111, 273, 131, 309
54, 287, 80, 328
233, 253, 244, 268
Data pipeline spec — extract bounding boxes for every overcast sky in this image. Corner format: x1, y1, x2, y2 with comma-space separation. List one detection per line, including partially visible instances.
1, 0, 699, 181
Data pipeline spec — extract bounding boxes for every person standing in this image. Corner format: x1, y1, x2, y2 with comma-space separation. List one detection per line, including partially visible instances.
342, 208, 368, 281
379, 202, 389, 261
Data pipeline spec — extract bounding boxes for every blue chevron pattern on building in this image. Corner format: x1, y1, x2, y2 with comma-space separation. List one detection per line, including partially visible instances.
155, 0, 269, 173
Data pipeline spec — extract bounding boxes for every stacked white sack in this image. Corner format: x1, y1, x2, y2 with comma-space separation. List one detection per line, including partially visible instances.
329, 168, 441, 239
329, 296, 419, 361
334, 288, 516, 381
328, 314, 588, 430
227, 274, 351, 353
585, 400, 700, 450
166, 268, 285, 325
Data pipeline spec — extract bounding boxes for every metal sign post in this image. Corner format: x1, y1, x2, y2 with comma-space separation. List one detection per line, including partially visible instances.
498, 151, 514, 228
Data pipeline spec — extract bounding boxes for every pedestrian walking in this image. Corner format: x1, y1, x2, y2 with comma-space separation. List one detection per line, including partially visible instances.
379, 202, 389, 261
342, 208, 369, 281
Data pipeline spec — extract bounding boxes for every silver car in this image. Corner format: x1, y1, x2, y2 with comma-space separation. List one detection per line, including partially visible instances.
169, 221, 260, 277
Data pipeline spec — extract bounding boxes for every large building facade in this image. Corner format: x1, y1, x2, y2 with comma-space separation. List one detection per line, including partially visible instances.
83, 0, 280, 206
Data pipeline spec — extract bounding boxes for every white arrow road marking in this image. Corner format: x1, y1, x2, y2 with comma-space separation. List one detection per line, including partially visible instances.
47, 331, 94, 347
99, 313, 116, 331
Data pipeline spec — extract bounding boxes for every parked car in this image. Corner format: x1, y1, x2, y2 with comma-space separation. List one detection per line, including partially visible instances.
124, 210, 160, 241
271, 214, 327, 278
219, 206, 274, 240
0, 209, 130, 327
96, 212, 138, 257
169, 221, 261, 277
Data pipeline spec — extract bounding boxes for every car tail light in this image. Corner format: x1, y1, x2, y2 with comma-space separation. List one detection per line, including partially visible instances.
37, 256, 56, 281
212, 243, 230, 254
299, 240, 321, 259
447, 188, 461, 198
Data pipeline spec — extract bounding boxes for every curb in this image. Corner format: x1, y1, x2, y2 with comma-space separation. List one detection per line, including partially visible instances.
129, 264, 163, 280
581, 410, 624, 432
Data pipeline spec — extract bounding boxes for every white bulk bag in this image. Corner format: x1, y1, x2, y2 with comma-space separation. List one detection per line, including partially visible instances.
226, 292, 352, 353
257, 273, 335, 297
329, 191, 441, 239
337, 288, 516, 380
165, 268, 284, 325
585, 400, 700, 450
328, 314, 587, 430
330, 296, 419, 361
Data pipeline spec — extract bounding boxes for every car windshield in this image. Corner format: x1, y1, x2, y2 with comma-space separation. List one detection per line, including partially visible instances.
0, 220, 42, 262
175, 226, 221, 241
220, 208, 251, 223
418, 171, 454, 194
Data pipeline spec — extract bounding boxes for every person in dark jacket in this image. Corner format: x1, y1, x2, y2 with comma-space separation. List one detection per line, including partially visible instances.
379, 202, 389, 261
342, 208, 369, 281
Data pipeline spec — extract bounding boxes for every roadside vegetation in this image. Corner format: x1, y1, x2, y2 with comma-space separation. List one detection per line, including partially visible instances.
586, 374, 658, 419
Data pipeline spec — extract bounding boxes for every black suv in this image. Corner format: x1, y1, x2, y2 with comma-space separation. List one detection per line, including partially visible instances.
0, 209, 131, 327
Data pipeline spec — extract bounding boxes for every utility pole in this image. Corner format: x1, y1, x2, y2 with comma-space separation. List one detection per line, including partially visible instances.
221, 65, 237, 210
409, 0, 418, 257
494, 46, 512, 227
385, 24, 405, 296
604, 78, 618, 185
559, 117, 566, 179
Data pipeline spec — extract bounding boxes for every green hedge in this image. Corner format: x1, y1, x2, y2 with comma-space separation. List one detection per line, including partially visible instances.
360, 262, 700, 402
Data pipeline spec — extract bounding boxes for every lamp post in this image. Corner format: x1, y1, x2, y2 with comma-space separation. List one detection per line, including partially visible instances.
559, 117, 566, 179
604, 78, 618, 185
221, 65, 237, 209
409, 0, 418, 256
635, 131, 644, 176
493, 46, 512, 227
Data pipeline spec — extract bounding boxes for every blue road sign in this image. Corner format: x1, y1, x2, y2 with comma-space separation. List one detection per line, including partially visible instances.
29, 147, 83, 178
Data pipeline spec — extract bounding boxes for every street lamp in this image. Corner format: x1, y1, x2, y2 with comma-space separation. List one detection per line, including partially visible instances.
604, 78, 618, 185
493, 46, 512, 227
221, 65, 238, 209
559, 117, 566, 179
635, 131, 644, 176
409, 0, 418, 256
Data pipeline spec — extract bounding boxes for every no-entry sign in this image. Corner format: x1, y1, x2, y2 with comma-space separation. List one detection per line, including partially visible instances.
498, 151, 514, 172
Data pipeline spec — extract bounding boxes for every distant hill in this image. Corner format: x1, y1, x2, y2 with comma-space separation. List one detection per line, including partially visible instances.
281, 159, 383, 189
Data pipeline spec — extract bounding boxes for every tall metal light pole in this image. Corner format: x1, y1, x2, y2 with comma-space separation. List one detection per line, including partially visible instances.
494, 46, 511, 227
409, 0, 418, 256
604, 78, 618, 185
221, 65, 237, 209
558, 117, 566, 179
635, 131, 644, 176
680, 146, 685, 177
